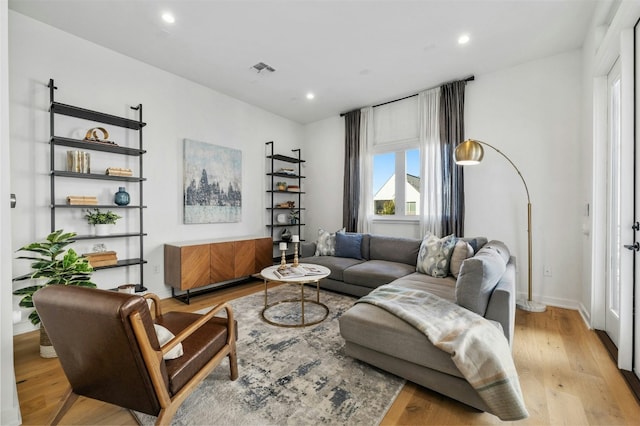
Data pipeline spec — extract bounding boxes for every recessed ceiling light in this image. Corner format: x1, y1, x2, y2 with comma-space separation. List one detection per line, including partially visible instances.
306, 92, 315, 100
162, 12, 175, 24
458, 34, 470, 45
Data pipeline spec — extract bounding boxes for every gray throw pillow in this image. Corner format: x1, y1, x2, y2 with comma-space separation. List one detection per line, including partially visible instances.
314, 227, 345, 256
455, 240, 510, 316
416, 233, 457, 278
449, 240, 474, 277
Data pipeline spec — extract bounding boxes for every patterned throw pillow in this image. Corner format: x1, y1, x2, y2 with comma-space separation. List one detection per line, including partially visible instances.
416, 233, 457, 278
315, 227, 345, 256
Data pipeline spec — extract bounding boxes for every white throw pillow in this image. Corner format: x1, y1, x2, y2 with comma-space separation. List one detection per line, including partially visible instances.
314, 227, 345, 256
154, 324, 184, 360
416, 233, 457, 278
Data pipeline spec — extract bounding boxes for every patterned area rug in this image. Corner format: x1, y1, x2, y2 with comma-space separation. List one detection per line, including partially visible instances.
136, 284, 405, 425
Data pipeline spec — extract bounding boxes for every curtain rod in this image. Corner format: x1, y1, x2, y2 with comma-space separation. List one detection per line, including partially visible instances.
340, 75, 474, 117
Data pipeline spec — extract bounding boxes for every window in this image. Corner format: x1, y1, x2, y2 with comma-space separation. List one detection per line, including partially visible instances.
368, 95, 422, 219
373, 148, 420, 217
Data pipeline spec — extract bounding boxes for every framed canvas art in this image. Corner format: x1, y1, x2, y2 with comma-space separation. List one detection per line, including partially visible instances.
183, 139, 242, 224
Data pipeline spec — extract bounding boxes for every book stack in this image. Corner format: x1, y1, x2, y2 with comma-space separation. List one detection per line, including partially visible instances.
83, 251, 118, 267
66, 195, 98, 205
287, 185, 300, 192
106, 167, 133, 177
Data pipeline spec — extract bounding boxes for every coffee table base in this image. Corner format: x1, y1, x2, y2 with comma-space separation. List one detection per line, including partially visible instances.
261, 299, 329, 328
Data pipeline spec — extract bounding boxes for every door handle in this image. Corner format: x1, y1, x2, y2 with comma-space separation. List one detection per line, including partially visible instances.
624, 242, 640, 251
10, 193, 16, 208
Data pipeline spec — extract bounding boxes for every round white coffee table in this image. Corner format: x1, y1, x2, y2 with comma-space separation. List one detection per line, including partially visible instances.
260, 263, 330, 328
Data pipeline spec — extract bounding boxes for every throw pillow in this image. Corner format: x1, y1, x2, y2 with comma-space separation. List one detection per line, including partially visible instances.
334, 232, 364, 259
314, 227, 345, 256
449, 240, 474, 277
153, 324, 184, 360
416, 233, 457, 278
455, 240, 511, 316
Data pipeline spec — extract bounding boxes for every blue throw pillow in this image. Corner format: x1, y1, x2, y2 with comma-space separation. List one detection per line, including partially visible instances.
334, 232, 363, 260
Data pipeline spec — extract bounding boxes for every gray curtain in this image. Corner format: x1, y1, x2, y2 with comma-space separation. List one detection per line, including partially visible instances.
343, 110, 361, 232
439, 81, 466, 236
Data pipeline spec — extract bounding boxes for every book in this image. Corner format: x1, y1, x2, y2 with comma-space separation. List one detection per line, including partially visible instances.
273, 265, 325, 279
66, 195, 98, 205
299, 265, 325, 275
88, 258, 118, 267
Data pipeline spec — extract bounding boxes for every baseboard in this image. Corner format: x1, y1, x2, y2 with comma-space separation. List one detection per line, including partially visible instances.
595, 329, 640, 404
578, 302, 591, 329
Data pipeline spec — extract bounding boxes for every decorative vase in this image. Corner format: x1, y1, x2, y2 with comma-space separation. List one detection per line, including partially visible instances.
94, 224, 111, 236
39, 324, 57, 358
280, 228, 292, 242
114, 187, 130, 206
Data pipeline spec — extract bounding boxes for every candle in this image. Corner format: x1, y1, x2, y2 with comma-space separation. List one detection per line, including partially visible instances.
292, 235, 299, 243
279, 242, 287, 251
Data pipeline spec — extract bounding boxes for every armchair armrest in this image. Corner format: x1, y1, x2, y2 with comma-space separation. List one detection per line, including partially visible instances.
144, 293, 163, 318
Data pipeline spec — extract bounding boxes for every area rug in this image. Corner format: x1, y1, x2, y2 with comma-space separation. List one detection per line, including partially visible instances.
135, 284, 405, 425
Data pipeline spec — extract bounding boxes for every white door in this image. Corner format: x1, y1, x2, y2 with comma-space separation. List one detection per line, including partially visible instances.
605, 59, 623, 348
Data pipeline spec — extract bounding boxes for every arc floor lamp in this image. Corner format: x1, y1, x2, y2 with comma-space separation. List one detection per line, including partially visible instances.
454, 139, 546, 313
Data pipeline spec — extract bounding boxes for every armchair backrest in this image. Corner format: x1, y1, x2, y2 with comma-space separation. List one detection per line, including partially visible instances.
33, 285, 169, 416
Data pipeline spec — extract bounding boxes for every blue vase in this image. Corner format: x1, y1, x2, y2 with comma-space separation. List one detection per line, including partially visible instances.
114, 187, 130, 206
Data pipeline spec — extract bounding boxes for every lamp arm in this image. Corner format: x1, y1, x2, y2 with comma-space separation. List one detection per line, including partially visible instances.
475, 140, 531, 204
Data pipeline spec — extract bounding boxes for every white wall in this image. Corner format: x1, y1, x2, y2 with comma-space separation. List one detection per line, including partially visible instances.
302, 116, 344, 239
9, 11, 303, 334
303, 51, 585, 309
465, 50, 584, 309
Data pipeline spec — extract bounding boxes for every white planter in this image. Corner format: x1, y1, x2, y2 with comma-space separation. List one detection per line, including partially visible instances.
94, 224, 112, 236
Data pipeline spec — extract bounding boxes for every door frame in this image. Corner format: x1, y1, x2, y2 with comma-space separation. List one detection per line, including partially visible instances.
592, 28, 635, 370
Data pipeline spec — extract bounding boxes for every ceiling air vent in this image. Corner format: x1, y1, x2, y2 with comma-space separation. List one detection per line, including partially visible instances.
252, 62, 276, 73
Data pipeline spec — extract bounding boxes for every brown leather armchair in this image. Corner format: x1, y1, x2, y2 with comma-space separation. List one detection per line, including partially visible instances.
33, 285, 238, 425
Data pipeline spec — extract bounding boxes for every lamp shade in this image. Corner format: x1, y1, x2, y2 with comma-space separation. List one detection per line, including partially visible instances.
454, 139, 484, 165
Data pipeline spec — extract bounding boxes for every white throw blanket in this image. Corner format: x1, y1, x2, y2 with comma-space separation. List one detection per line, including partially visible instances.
356, 284, 528, 421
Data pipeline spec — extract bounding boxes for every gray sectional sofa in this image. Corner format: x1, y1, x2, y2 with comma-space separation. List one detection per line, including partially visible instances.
301, 233, 516, 414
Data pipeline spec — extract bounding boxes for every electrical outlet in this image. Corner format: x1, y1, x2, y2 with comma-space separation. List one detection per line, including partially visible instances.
543, 265, 552, 277
153, 265, 160, 274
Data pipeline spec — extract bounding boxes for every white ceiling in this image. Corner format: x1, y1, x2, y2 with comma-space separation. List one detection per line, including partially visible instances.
9, 0, 600, 124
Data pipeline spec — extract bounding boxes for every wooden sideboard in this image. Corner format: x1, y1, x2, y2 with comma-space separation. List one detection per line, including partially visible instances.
164, 236, 273, 302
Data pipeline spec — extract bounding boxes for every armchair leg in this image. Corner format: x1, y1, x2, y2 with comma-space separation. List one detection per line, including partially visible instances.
229, 343, 238, 381
49, 387, 79, 425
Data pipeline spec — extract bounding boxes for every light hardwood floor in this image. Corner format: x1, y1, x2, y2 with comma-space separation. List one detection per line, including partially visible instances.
13, 281, 640, 425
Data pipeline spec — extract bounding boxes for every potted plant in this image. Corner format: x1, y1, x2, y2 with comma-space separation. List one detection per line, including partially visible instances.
84, 208, 122, 235
14, 230, 96, 357
276, 181, 288, 191
288, 209, 300, 224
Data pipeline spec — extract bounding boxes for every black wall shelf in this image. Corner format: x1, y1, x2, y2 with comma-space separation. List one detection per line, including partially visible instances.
50, 101, 146, 130
48, 79, 147, 292
266, 141, 304, 245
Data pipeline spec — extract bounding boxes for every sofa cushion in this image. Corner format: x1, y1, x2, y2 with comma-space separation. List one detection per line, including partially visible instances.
343, 260, 416, 289
300, 255, 365, 282
369, 235, 421, 266
314, 227, 345, 256
335, 232, 364, 260
391, 272, 457, 302
339, 302, 464, 378
455, 240, 510, 316
416, 233, 457, 278
449, 240, 474, 278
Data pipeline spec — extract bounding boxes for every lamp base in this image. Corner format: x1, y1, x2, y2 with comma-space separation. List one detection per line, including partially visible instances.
516, 299, 546, 313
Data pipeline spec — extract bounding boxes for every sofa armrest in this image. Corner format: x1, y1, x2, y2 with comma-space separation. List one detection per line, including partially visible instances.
484, 256, 516, 347
300, 241, 316, 258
